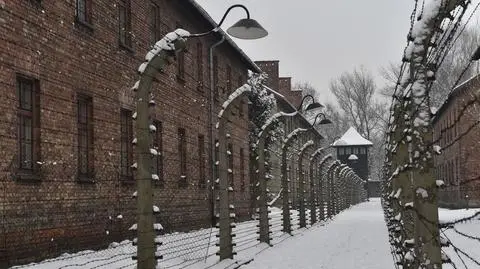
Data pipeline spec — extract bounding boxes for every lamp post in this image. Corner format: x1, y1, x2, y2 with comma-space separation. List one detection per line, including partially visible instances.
133, 5, 268, 268
197, 5, 268, 239
190, 4, 268, 39
298, 94, 323, 112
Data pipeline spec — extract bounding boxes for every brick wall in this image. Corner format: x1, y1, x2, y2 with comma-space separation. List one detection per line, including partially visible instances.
433, 76, 480, 208
279, 77, 302, 108
0, 0, 252, 266
255, 60, 279, 91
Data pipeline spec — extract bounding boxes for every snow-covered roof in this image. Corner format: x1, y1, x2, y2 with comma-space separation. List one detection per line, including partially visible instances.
348, 154, 358, 160
332, 127, 373, 147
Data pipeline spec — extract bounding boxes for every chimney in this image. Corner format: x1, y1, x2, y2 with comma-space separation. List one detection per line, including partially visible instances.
254, 60, 279, 90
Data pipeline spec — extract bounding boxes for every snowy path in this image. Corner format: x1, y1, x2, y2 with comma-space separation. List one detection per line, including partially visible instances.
243, 199, 393, 269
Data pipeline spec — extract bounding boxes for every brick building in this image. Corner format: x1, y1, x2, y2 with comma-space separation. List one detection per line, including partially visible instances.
252, 60, 326, 208
0, 0, 261, 266
433, 75, 480, 208
255, 61, 303, 108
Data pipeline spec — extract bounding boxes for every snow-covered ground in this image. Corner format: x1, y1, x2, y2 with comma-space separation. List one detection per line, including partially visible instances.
242, 198, 394, 269
11, 199, 479, 269
439, 207, 480, 268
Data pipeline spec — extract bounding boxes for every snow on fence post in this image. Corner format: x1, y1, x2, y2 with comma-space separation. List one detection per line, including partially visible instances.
131, 29, 190, 269
318, 155, 332, 221
281, 128, 308, 234
309, 147, 324, 225
338, 165, 347, 211
216, 84, 252, 260
333, 164, 342, 215
341, 169, 348, 207
298, 140, 314, 228
256, 111, 297, 245
325, 161, 337, 219
346, 170, 354, 207
255, 136, 270, 245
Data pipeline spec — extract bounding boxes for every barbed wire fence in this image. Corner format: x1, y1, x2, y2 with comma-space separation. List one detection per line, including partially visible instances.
1, 30, 369, 269
382, 0, 480, 268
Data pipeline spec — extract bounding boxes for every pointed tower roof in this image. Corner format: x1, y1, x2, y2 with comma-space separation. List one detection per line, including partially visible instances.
332, 127, 373, 147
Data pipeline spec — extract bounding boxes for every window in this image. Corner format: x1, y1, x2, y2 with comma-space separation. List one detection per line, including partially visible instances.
456, 157, 460, 184
345, 147, 351, 155
359, 147, 366, 155
77, 94, 94, 181
176, 23, 185, 80
75, 0, 92, 26
198, 135, 206, 189
119, 0, 132, 49
239, 100, 245, 117
338, 147, 345, 156
240, 148, 245, 192
149, 2, 161, 44
196, 42, 203, 91
452, 160, 456, 185
17, 76, 41, 178
178, 128, 187, 187
453, 108, 457, 138
237, 75, 243, 88
120, 109, 133, 181
153, 120, 164, 187
353, 147, 359, 154
213, 55, 219, 99
226, 65, 231, 94
228, 143, 234, 187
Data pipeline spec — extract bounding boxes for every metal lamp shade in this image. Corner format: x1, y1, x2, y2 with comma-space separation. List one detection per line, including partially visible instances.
226, 18, 268, 40
305, 102, 324, 111
319, 118, 333, 125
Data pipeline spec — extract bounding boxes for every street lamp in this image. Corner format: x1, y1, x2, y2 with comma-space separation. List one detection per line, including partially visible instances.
298, 94, 324, 112
190, 4, 268, 261
190, 4, 268, 40
312, 113, 333, 125
133, 4, 268, 266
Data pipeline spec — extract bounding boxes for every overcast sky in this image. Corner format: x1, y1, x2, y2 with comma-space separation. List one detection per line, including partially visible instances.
195, 0, 416, 103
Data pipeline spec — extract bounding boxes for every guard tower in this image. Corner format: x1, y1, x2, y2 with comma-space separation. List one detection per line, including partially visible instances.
332, 127, 373, 181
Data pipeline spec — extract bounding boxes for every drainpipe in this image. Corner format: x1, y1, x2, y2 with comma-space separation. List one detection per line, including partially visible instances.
209, 35, 225, 224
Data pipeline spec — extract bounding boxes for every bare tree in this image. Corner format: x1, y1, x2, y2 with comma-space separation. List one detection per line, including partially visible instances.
293, 81, 319, 99
381, 26, 480, 108
329, 66, 386, 140
328, 66, 388, 181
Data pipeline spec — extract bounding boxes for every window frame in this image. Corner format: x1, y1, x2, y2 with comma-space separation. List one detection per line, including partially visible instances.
16, 75, 41, 181
176, 23, 186, 81
77, 94, 95, 182
227, 143, 233, 187
75, 0, 93, 28
225, 65, 231, 94
120, 108, 134, 182
118, 0, 133, 50
196, 42, 204, 91
149, 1, 161, 45
198, 134, 206, 189
240, 148, 245, 192
178, 128, 187, 188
